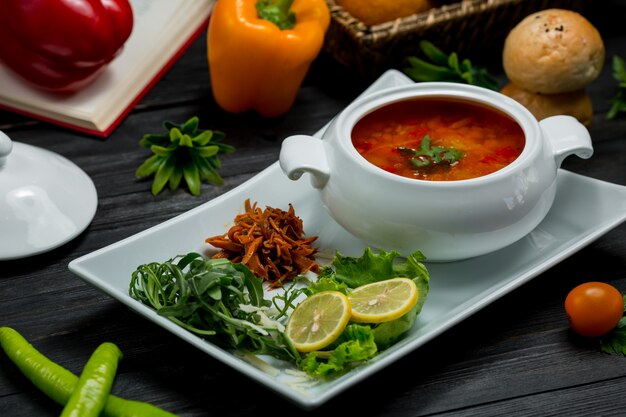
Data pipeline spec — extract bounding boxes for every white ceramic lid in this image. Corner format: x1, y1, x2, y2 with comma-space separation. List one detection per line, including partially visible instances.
0, 131, 98, 260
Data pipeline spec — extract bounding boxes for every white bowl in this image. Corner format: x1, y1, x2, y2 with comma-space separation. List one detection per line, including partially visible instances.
279, 82, 593, 262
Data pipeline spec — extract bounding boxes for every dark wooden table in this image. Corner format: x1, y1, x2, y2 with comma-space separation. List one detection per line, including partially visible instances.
2, 2, 626, 416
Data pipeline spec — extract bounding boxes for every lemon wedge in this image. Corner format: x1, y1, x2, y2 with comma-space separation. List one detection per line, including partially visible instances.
285, 291, 352, 352
348, 278, 418, 323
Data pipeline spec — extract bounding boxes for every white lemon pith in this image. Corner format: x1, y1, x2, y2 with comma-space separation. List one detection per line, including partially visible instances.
348, 278, 418, 323
285, 291, 352, 352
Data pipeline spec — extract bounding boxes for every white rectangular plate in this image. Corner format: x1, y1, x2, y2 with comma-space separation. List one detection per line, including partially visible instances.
69, 70, 626, 409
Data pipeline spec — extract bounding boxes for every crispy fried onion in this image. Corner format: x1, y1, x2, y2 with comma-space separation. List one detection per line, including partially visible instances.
205, 199, 319, 286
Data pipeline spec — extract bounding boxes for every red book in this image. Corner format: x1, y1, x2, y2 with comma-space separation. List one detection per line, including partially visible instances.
0, 0, 215, 137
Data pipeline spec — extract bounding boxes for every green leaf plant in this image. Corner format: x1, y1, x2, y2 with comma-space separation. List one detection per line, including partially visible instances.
404, 40, 499, 91
607, 55, 626, 120
135, 117, 235, 196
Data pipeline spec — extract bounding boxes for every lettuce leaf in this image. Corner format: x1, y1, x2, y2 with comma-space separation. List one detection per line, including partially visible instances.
298, 324, 377, 377
298, 248, 431, 375
330, 248, 400, 287
303, 275, 349, 296
372, 302, 419, 349
331, 248, 429, 287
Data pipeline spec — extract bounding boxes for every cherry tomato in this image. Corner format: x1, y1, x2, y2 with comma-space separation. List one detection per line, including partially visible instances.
564, 282, 624, 337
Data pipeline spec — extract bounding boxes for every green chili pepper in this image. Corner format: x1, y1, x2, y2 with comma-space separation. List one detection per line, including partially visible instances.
0, 327, 178, 417
60, 342, 122, 417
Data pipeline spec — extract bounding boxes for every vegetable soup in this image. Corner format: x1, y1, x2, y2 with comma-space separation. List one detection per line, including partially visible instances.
351, 98, 525, 181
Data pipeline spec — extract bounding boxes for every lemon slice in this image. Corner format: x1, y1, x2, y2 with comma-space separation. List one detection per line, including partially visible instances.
285, 291, 352, 352
348, 278, 418, 323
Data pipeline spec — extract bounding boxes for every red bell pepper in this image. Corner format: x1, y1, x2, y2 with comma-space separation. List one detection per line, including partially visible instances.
0, 0, 134, 93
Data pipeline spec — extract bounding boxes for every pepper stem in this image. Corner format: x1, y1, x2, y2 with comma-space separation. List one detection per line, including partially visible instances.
256, 0, 296, 30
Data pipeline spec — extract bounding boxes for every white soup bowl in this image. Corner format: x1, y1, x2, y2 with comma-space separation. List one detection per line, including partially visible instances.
279, 82, 593, 262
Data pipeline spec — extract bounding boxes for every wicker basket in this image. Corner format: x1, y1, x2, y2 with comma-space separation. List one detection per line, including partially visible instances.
323, 0, 590, 80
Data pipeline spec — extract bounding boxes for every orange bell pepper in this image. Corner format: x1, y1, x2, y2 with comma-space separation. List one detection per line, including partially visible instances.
207, 0, 330, 117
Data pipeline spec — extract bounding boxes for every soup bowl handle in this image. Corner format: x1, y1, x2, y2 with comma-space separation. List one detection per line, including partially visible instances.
279, 135, 330, 189
539, 115, 593, 168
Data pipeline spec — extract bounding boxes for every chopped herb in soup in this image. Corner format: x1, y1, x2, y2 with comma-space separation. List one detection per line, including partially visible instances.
351, 99, 525, 181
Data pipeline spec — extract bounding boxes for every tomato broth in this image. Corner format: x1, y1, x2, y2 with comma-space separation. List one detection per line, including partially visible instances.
351, 98, 525, 181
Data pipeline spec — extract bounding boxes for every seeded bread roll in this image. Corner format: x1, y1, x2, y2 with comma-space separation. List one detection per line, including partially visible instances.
502, 9, 604, 94
501, 82, 593, 127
